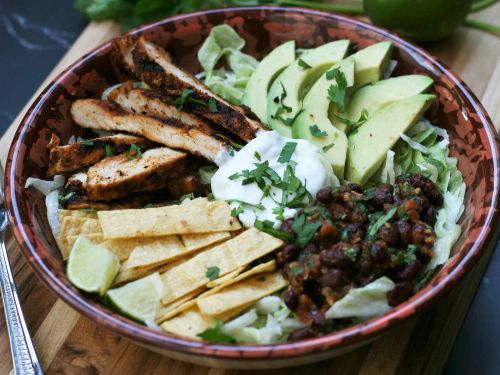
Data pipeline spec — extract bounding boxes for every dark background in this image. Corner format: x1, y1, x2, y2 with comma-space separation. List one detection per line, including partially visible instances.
1, 1, 499, 373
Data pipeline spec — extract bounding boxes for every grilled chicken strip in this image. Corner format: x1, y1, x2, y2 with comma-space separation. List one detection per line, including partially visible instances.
71, 99, 228, 161
47, 133, 154, 177
113, 36, 265, 141
85, 147, 188, 201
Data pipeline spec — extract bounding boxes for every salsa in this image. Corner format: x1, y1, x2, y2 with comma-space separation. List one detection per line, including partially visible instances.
276, 173, 443, 340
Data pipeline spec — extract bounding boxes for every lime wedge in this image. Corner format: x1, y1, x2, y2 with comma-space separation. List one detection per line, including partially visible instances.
67, 235, 120, 296
106, 273, 164, 323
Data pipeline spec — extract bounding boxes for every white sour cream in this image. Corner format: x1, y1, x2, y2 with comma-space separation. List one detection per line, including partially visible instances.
212, 131, 335, 228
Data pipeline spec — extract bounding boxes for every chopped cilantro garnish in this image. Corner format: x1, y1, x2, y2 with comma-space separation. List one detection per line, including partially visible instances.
227, 200, 265, 211
81, 139, 94, 146
334, 109, 369, 128
232, 143, 244, 150
254, 151, 261, 161
326, 68, 348, 112
104, 144, 113, 156
174, 88, 206, 110
278, 142, 297, 163
231, 205, 244, 217
197, 319, 235, 344
143, 203, 155, 208
345, 247, 359, 260
298, 58, 312, 70
309, 124, 328, 137
254, 220, 294, 241
292, 214, 322, 248
367, 206, 397, 240
208, 98, 218, 112
206, 266, 220, 281
322, 143, 334, 152
59, 192, 75, 202
128, 144, 143, 160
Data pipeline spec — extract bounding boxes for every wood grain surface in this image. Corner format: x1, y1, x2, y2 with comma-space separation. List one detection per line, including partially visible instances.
1, 4, 499, 374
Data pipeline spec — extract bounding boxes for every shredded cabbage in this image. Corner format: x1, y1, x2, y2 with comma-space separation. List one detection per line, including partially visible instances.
222, 296, 303, 344
198, 165, 218, 185
198, 25, 258, 104
380, 150, 396, 184
25, 175, 65, 196
325, 277, 395, 320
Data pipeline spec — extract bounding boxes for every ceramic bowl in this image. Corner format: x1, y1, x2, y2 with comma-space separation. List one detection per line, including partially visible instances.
5, 6, 500, 369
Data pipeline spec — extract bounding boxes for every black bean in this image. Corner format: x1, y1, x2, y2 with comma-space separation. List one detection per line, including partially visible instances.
284, 289, 300, 310
398, 259, 422, 280
410, 173, 444, 206
412, 223, 428, 244
320, 245, 352, 269
344, 223, 364, 243
280, 218, 294, 234
396, 220, 412, 244
288, 327, 316, 341
421, 206, 437, 225
316, 187, 334, 203
276, 244, 300, 264
388, 281, 414, 307
370, 241, 388, 263
320, 269, 348, 289
347, 183, 363, 194
310, 310, 327, 331
372, 183, 394, 208
378, 224, 399, 246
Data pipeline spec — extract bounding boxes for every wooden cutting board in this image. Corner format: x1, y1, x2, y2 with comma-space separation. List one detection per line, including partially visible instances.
1, 4, 500, 374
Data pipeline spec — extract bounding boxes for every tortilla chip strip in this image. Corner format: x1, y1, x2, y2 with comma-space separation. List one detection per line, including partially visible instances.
205, 267, 244, 288
197, 272, 288, 316
113, 258, 184, 286
59, 217, 103, 259
125, 236, 185, 269
160, 228, 283, 304
58, 209, 98, 221
160, 304, 252, 340
156, 260, 276, 323
155, 288, 205, 322
98, 198, 241, 239
181, 231, 231, 252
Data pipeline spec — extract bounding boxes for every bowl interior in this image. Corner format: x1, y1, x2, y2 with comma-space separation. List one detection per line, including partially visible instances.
5, 6, 499, 359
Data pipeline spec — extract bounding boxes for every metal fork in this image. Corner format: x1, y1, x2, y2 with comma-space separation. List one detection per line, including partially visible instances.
0, 165, 42, 374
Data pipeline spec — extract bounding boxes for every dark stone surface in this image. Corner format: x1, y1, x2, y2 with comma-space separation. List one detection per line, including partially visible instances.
0, 1, 497, 373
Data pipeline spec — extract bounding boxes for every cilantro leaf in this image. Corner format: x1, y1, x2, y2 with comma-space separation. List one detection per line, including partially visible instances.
254, 220, 294, 242
197, 319, 235, 344
309, 124, 327, 137
292, 214, 322, 248
254, 151, 261, 161
322, 143, 334, 152
174, 88, 206, 110
59, 191, 75, 202
326, 67, 348, 112
208, 98, 218, 112
334, 109, 369, 128
231, 205, 244, 217
128, 144, 143, 160
206, 266, 220, 281
367, 206, 397, 240
298, 58, 312, 70
104, 144, 113, 156
278, 142, 297, 163
81, 139, 94, 146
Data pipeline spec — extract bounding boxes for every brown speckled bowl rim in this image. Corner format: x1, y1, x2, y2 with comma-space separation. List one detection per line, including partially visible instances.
5, 6, 500, 362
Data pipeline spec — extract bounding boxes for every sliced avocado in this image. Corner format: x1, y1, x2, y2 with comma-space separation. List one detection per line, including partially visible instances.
267, 40, 351, 138
352, 41, 393, 89
242, 41, 296, 122
292, 58, 355, 178
346, 94, 436, 185
333, 75, 433, 133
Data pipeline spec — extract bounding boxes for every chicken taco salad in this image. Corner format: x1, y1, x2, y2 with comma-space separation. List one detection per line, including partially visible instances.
26, 24, 465, 344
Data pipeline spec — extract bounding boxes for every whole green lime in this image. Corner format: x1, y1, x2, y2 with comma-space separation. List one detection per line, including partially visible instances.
364, 0, 472, 42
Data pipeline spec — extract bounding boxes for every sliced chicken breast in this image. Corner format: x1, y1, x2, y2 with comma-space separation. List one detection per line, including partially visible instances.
113, 36, 265, 141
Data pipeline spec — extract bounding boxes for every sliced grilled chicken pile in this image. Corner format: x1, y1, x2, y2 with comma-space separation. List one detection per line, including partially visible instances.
51, 36, 266, 209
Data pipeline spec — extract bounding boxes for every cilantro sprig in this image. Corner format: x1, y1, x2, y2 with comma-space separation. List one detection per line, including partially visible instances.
174, 88, 206, 110
326, 67, 348, 112
206, 266, 220, 281
197, 319, 235, 344
334, 109, 369, 129
298, 58, 312, 70
309, 124, 328, 137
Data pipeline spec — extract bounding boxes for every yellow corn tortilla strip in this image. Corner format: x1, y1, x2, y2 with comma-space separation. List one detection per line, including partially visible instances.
197, 272, 288, 316
98, 198, 241, 239
156, 260, 276, 322
59, 217, 103, 259
205, 267, 244, 288
125, 236, 186, 269
155, 288, 205, 322
160, 304, 252, 340
58, 209, 98, 222
181, 231, 231, 252
160, 228, 283, 304
113, 258, 184, 286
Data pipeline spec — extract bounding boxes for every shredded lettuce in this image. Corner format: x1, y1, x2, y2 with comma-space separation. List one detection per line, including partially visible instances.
25, 175, 65, 196
221, 296, 303, 344
325, 276, 395, 320
198, 25, 258, 104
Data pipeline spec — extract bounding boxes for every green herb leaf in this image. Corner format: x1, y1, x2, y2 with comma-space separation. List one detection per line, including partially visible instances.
367, 206, 398, 240
206, 266, 220, 281
334, 109, 369, 128
232, 143, 244, 150
128, 144, 143, 160
197, 319, 235, 344
322, 143, 334, 152
254, 220, 294, 242
254, 151, 261, 161
81, 139, 94, 146
309, 124, 328, 137
174, 88, 206, 110
208, 98, 218, 112
292, 214, 322, 248
59, 191, 75, 202
278, 142, 297, 163
297, 58, 312, 70
105, 144, 113, 156
231, 205, 244, 217
326, 67, 348, 112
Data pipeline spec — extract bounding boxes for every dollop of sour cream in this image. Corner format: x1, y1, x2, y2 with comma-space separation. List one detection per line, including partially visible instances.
212, 131, 335, 228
